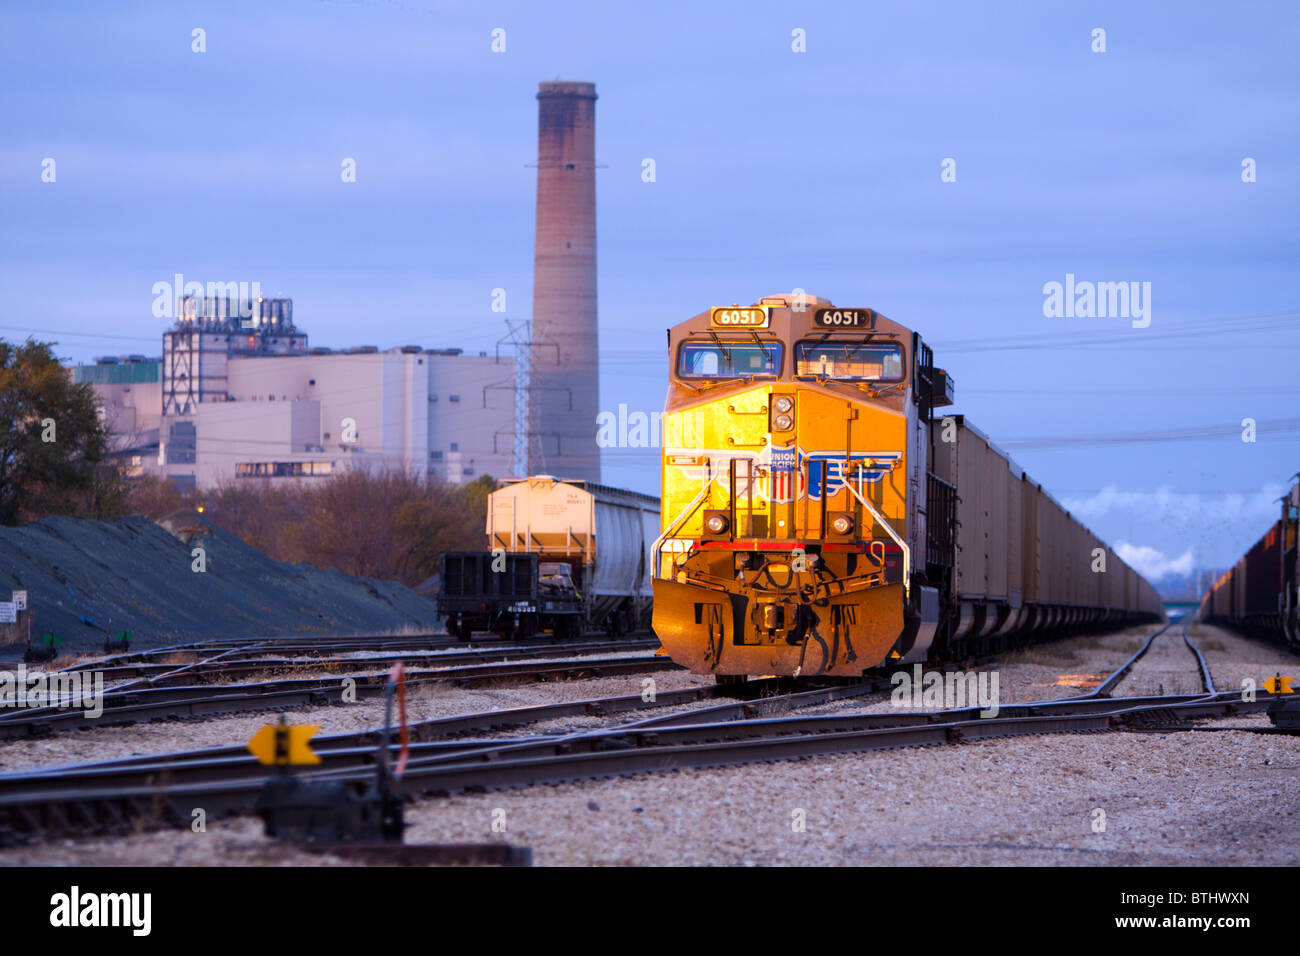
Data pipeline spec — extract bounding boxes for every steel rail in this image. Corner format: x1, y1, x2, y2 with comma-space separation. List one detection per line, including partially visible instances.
0, 678, 847, 797
5, 649, 668, 720
80, 638, 660, 685
54, 635, 457, 671
2, 681, 1284, 847
54, 629, 657, 673
0, 620, 1251, 846
1182, 622, 1217, 695
0, 654, 679, 739
1089, 622, 1172, 697
1091, 619, 1217, 700
622, 676, 895, 728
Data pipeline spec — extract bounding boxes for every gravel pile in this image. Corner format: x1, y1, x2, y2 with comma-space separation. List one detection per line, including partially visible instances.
0, 514, 444, 657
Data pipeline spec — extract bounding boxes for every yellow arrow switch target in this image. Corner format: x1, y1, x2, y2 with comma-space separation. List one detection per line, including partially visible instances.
247, 724, 322, 765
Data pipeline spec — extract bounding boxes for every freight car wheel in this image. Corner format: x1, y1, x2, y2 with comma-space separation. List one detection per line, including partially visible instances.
715, 675, 748, 687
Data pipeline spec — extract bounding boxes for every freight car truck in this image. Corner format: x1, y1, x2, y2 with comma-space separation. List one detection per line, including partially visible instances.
437, 476, 659, 640
437, 551, 584, 640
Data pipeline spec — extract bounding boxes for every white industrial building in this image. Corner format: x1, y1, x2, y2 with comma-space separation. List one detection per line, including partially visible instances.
76, 79, 607, 491
77, 297, 517, 491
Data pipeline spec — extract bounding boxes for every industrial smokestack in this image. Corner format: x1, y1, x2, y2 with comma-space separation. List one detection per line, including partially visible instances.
529, 80, 600, 482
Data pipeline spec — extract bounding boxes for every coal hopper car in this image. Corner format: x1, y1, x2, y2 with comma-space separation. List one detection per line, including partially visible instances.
439, 476, 659, 640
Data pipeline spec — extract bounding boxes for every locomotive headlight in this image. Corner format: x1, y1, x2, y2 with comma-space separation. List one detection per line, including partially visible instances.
772, 395, 794, 414
830, 513, 855, 536
704, 513, 730, 535
773, 413, 794, 431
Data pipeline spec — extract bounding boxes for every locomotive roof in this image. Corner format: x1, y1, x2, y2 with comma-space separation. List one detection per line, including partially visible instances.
667, 295, 914, 343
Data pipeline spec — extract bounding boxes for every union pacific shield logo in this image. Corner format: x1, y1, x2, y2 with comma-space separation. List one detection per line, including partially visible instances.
768, 446, 797, 503
805, 451, 901, 500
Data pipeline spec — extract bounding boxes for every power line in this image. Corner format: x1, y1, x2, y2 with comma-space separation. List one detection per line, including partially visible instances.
996, 416, 1300, 451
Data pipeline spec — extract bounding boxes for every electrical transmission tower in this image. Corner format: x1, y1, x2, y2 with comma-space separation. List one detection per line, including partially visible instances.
504, 319, 531, 476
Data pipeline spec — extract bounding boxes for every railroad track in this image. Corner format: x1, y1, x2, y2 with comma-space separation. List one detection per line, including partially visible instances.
1092, 619, 1215, 698
57, 629, 657, 672
0, 683, 1275, 847
0, 678, 891, 798
1, 620, 1284, 847
0, 650, 677, 740
0, 674, 897, 843
78, 637, 660, 686
57, 634, 458, 670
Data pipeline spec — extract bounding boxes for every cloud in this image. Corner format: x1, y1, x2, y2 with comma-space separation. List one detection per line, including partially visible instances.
1060, 484, 1285, 527
1113, 542, 1195, 582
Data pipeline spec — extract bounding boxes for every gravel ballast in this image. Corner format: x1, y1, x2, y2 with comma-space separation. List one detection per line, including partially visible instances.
3, 620, 1297, 866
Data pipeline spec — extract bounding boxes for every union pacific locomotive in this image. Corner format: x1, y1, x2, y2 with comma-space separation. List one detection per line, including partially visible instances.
651, 295, 1164, 680
1197, 474, 1299, 647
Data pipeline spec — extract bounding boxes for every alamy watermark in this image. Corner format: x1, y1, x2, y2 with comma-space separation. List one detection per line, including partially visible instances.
1042, 273, 1151, 328
50, 886, 151, 936
151, 273, 263, 326
0, 665, 104, 718
890, 664, 1000, 717
596, 404, 663, 448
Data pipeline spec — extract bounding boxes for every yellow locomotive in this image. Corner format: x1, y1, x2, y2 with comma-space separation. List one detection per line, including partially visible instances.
651, 294, 1162, 680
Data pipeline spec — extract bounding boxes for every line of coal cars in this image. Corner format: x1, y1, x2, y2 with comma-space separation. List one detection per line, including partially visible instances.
1198, 474, 1300, 647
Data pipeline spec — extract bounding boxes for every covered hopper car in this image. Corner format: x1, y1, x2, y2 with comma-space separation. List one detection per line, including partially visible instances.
1197, 474, 1299, 648
651, 294, 1165, 680
438, 476, 659, 640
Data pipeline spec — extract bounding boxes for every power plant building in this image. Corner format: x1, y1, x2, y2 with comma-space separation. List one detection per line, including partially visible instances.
80, 301, 515, 491
75, 79, 607, 490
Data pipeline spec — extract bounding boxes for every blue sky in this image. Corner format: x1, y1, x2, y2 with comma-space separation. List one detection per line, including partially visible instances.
2, 0, 1297, 584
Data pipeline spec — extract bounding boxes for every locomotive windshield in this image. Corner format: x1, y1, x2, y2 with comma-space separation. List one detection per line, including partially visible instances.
794, 341, 903, 382
678, 341, 783, 379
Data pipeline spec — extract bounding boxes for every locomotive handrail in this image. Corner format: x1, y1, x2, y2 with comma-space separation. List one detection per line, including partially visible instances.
651, 462, 713, 580
842, 479, 910, 600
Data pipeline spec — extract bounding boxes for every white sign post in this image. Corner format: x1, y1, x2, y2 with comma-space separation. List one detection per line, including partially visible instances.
0, 602, 16, 624
12, 590, 26, 611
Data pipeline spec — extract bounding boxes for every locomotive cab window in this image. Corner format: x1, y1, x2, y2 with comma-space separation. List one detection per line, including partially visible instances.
794, 341, 903, 382
677, 342, 782, 379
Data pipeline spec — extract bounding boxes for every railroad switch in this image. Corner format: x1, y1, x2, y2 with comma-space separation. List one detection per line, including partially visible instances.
253, 664, 411, 845
104, 630, 131, 653
255, 776, 405, 844
1267, 695, 1300, 732
23, 633, 59, 663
